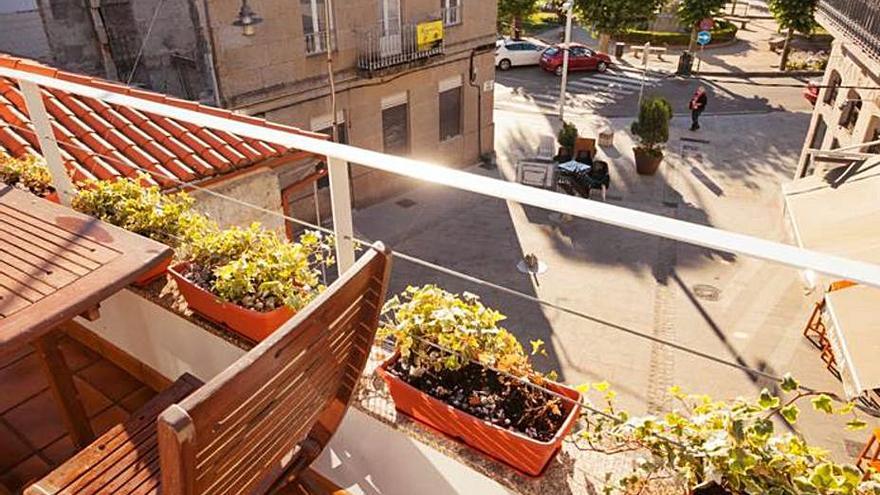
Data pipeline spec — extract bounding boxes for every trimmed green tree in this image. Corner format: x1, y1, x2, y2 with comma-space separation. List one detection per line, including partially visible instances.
677, 0, 726, 51
768, 0, 819, 71
574, 0, 665, 53
631, 96, 672, 157
498, 0, 539, 39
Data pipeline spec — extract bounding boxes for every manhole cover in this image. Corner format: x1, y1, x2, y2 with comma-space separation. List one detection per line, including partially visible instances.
395, 198, 416, 208
693, 284, 721, 301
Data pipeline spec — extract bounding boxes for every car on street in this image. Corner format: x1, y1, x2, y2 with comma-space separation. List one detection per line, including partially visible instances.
804, 78, 821, 106
539, 43, 612, 76
495, 39, 548, 71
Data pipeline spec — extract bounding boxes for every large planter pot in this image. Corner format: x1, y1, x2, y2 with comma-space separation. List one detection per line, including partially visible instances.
634, 147, 664, 175
44, 191, 60, 203
377, 353, 581, 476
692, 481, 733, 495
132, 253, 172, 287
168, 263, 295, 342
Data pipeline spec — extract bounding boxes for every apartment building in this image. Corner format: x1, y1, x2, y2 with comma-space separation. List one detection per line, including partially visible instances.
200, 0, 497, 225
796, 0, 880, 178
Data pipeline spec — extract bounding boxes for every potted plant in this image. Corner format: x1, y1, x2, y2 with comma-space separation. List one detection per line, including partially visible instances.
71, 176, 209, 285
0, 153, 58, 202
169, 223, 334, 342
376, 285, 582, 476
631, 96, 672, 175
556, 121, 579, 162
577, 374, 879, 494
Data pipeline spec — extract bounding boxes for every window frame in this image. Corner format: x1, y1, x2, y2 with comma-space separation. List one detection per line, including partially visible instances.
302, 0, 336, 56
439, 85, 462, 142
823, 71, 841, 105
442, 0, 462, 27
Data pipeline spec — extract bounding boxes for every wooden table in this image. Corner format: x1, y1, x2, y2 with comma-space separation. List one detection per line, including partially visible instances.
0, 184, 172, 447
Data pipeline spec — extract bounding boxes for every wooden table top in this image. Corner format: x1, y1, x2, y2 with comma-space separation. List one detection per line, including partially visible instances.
0, 185, 172, 355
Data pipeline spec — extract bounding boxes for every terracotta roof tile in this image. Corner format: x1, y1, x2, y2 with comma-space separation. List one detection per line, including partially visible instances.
0, 53, 328, 188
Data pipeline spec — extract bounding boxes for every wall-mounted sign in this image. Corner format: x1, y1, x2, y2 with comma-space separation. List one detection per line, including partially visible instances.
417, 20, 444, 49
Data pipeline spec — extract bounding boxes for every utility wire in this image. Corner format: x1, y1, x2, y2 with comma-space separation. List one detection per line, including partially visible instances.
126, 0, 166, 85
7, 120, 880, 416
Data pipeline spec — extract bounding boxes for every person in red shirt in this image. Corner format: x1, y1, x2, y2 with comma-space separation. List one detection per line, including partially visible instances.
689, 86, 708, 131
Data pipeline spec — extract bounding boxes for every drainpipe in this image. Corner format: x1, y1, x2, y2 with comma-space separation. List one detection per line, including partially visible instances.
86, 0, 119, 81
468, 48, 483, 161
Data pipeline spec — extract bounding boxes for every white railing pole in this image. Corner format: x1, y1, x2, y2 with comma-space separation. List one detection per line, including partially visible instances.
327, 156, 355, 273
18, 80, 76, 205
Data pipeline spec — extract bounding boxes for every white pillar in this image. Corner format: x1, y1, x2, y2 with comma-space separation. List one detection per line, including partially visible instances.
19, 80, 76, 206
327, 156, 355, 273
557, 1, 573, 121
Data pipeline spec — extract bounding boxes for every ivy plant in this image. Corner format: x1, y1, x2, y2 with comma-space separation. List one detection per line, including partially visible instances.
179, 223, 334, 312
72, 175, 210, 247
379, 284, 550, 381
576, 375, 880, 494
0, 153, 55, 197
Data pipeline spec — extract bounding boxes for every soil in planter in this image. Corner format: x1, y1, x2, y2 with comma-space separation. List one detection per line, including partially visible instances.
389, 359, 570, 442
181, 263, 283, 312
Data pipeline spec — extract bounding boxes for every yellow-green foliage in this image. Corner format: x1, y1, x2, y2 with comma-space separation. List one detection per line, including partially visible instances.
0, 153, 54, 196
380, 285, 547, 380
72, 175, 209, 247
181, 224, 334, 312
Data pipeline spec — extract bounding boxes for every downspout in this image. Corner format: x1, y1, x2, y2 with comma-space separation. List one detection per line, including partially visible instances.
196, 0, 223, 106
468, 48, 482, 162
86, 0, 119, 80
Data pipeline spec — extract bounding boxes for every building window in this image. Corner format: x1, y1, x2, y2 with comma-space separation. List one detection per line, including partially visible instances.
439, 75, 462, 141
838, 91, 862, 131
302, 0, 335, 55
382, 93, 409, 155
823, 70, 841, 105
442, 0, 462, 26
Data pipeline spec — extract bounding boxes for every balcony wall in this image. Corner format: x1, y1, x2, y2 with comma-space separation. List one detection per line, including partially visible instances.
818, 0, 880, 62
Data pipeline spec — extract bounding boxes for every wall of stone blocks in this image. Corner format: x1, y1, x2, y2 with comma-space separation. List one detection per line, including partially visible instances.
193, 168, 286, 234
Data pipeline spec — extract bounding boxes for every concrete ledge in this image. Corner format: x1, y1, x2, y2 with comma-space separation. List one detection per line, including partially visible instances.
694, 69, 824, 78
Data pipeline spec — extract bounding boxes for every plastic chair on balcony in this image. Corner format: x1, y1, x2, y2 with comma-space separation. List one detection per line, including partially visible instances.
25, 242, 393, 495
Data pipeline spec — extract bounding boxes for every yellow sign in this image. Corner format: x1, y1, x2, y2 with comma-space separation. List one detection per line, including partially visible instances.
417, 20, 444, 48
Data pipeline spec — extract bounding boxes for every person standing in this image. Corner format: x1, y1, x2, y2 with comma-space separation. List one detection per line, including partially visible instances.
689, 86, 708, 131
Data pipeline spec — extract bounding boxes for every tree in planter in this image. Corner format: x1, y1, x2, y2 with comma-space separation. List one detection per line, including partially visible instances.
678, 0, 726, 51
577, 375, 880, 494
574, 0, 664, 53
768, 0, 819, 71
498, 0, 539, 39
631, 96, 672, 173
0, 153, 55, 198
557, 120, 579, 160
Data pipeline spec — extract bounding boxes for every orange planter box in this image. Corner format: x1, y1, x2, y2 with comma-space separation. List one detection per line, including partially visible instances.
132, 254, 172, 287
168, 263, 295, 342
377, 354, 581, 476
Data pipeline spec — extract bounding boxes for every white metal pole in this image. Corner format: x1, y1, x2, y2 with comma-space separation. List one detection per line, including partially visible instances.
637, 42, 650, 109
327, 156, 355, 273
19, 80, 76, 206
557, 2, 573, 121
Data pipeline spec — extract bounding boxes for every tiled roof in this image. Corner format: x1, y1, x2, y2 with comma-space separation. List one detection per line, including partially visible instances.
0, 54, 326, 188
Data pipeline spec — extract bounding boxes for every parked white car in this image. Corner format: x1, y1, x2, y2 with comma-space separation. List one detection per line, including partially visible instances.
495, 39, 548, 70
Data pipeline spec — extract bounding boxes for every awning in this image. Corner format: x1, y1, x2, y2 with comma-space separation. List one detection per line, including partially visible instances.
824, 285, 880, 398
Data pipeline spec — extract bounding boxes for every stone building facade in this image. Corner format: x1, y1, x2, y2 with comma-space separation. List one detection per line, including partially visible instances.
796, 1, 880, 178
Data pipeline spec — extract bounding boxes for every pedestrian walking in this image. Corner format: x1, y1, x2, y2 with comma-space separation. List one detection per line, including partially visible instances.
689, 86, 708, 131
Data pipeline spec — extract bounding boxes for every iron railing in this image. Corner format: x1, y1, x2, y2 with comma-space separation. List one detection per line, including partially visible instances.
818, 0, 880, 60
305, 29, 336, 55
442, 5, 462, 26
356, 20, 444, 73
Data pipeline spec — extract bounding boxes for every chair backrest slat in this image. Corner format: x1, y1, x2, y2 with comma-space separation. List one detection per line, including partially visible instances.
157, 243, 391, 495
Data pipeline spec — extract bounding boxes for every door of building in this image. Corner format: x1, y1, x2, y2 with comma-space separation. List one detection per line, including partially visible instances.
379, 0, 401, 57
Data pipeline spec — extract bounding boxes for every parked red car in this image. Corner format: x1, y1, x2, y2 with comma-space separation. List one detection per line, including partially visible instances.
539, 43, 613, 76
804, 78, 821, 106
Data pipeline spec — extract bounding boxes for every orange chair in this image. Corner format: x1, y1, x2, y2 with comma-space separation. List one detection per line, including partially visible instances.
856, 429, 880, 478
802, 281, 857, 379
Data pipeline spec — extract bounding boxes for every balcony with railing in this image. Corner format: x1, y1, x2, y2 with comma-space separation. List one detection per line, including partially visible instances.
818, 0, 880, 60
5, 55, 880, 495
304, 29, 336, 56
356, 18, 445, 74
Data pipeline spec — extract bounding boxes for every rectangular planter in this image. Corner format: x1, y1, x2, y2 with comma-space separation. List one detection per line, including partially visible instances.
377, 353, 581, 476
168, 263, 295, 342
132, 253, 172, 287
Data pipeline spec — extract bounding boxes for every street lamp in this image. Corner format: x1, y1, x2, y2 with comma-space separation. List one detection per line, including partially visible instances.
233, 0, 263, 36
557, 0, 574, 121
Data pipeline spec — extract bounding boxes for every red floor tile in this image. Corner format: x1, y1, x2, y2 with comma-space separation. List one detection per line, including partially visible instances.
1, 455, 49, 492
73, 376, 111, 417
119, 387, 157, 414
0, 420, 32, 471
3, 391, 66, 450
77, 360, 143, 402
57, 337, 98, 372
89, 405, 128, 436
0, 353, 47, 414
40, 435, 77, 466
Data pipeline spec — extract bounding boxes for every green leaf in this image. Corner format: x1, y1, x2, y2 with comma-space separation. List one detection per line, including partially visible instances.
811, 394, 834, 414
780, 373, 799, 393
780, 404, 800, 424
758, 389, 781, 410
846, 419, 868, 431
593, 381, 610, 393
530, 339, 545, 356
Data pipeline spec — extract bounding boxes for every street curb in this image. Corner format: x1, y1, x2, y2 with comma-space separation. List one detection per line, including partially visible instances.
693, 70, 824, 78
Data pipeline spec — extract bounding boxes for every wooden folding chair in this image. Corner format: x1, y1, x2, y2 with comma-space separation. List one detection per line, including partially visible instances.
26, 242, 392, 495
803, 280, 857, 379
857, 429, 880, 479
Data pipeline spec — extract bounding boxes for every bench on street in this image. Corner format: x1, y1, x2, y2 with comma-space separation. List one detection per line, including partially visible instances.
724, 15, 750, 29
631, 45, 668, 60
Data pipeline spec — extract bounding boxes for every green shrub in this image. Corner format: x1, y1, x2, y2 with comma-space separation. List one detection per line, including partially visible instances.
619, 19, 738, 46
180, 224, 334, 312
72, 175, 209, 247
557, 121, 579, 151
631, 96, 673, 154
0, 153, 54, 197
